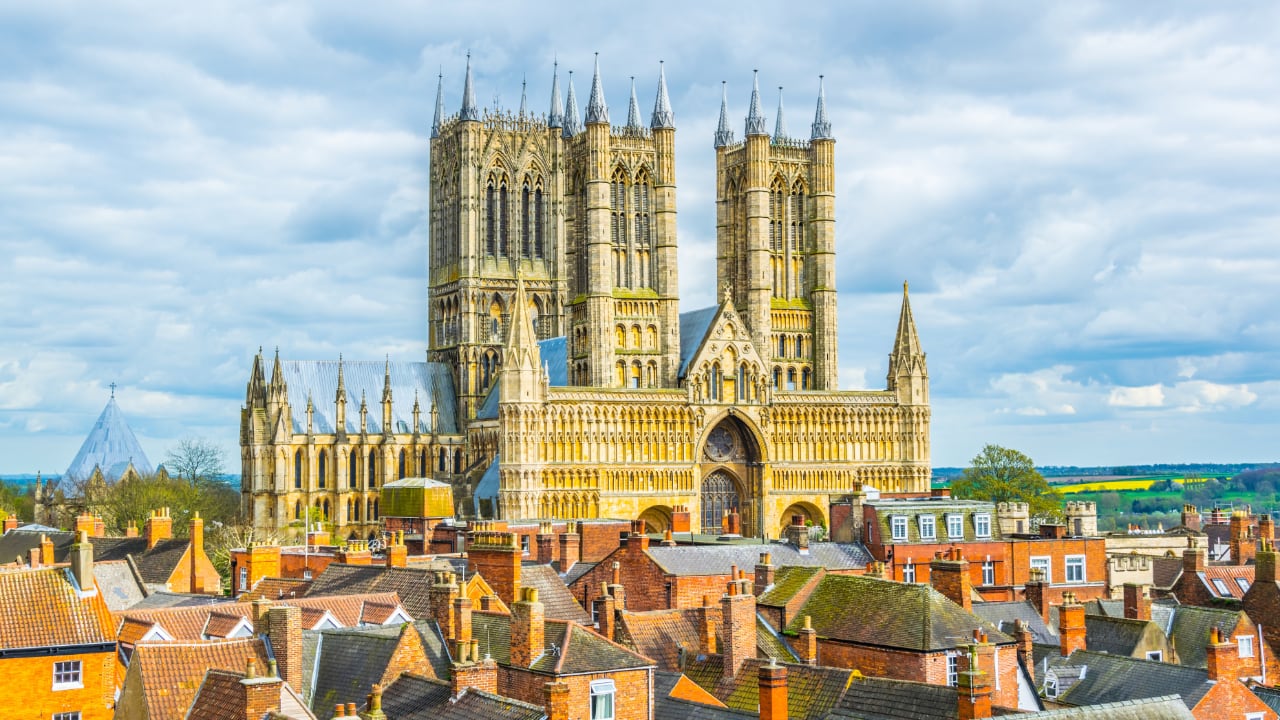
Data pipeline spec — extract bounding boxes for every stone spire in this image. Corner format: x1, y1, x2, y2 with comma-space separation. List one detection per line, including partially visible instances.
811, 75, 832, 140
626, 76, 642, 129
335, 354, 346, 403
431, 71, 445, 139
745, 70, 768, 136
247, 347, 266, 405
891, 281, 923, 359
500, 273, 545, 405
548, 60, 564, 128
506, 273, 539, 355
563, 71, 582, 138
585, 53, 608, 126
651, 61, 674, 129
518, 75, 528, 117
382, 356, 394, 404
887, 281, 928, 406
459, 52, 479, 122
774, 86, 787, 139
714, 81, 733, 148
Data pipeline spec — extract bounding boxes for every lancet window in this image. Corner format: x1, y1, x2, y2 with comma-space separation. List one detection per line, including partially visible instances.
769, 176, 807, 299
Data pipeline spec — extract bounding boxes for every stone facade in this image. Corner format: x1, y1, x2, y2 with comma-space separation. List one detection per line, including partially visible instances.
241, 57, 932, 537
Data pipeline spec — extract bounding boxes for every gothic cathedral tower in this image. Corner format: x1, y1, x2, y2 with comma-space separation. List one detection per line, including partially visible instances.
715, 74, 838, 392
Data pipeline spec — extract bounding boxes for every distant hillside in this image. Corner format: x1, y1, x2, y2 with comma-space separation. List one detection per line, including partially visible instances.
933, 462, 1276, 482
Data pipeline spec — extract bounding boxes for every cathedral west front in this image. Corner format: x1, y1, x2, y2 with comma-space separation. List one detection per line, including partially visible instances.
241, 56, 931, 540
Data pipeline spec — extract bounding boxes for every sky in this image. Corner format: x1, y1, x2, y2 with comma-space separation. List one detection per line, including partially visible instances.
2, 1, 1278, 474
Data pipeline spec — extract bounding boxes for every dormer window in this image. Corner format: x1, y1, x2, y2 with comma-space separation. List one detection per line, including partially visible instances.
891, 516, 909, 541
918, 515, 936, 540
1044, 674, 1059, 698
947, 513, 964, 539
975, 513, 992, 538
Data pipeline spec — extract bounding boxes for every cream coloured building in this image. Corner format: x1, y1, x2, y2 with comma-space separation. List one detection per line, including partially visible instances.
241, 57, 931, 539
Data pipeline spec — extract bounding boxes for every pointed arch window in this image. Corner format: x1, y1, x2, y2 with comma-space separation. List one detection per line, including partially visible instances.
295, 500, 302, 520
485, 180, 498, 256
317, 450, 327, 489
738, 363, 748, 401
710, 363, 722, 401
454, 449, 463, 474
368, 453, 377, 488
398, 449, 407, 479
294, 450, 303, 490
534, 187, 545, 258
438, 448, 447, 472
499, 181, 510, 256
521, 181, 532, 258
633, 172, 652, 288
349, 452, 357, 489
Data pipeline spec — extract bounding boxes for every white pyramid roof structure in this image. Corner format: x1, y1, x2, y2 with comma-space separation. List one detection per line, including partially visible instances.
64, 396, 153, 481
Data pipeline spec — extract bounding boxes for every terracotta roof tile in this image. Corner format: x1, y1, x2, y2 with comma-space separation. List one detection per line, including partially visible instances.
618, 607, 719, 670
126, 638, 270, 720
186, 669, 248, 719
683, 657, 855, 720
117, 592, 404, 641
470, 611, 652, 674
240, 576, 313, 601
520, 563, 591, 623
0, 565, 114, 649
1198, 565, 1254, 599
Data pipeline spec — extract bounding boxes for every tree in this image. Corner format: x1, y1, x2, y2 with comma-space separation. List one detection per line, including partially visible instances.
950, 444, 1063, 522
165, 437, 226, 484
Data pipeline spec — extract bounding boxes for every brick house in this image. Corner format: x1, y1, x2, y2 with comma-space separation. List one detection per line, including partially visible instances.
185, 658, 316, 719
0, 532, 117, 720
114, 636, 274, 719
1243, 539, 1280, 664
1170, 543, 1257, 606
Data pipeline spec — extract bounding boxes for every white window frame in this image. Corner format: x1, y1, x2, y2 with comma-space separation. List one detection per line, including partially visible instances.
918, 515, 936, 540
1030, 556, 1051, 584
946, 652, 960, 686
1146, 650, 1163, 662
1044, 674, 1059, 698
238, 566, 248, 591
53, 714, 82, 720
1065, 555, 1086, 584
947, 513, 964, 539
52, 660, 82, 690
1239, 635, 1255, 658
1212, 578, 1231, 596
1236, 577, 1252, 592
891, 516, 909, 541
982, 560, 995, 586
590, 679, 616, 720
1246, 713, 1266, 720
974, 513, 992, 538
903, 560, 916, 584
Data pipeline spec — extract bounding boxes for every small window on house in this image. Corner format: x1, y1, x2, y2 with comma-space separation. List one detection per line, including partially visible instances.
1239, 635, 1255, 658
1030, 557, 1051, 583
1246, 713, 1266, 720
891, 516, 908, 541
53, 714, 82, 720
590, 679, 616, 720
974, 513, 992, 538
1212, 578, 1231, 596
903, 560, 916, 583
1236, 577, 1251, 592
947, 514, 964, 538
238, 566, 248, 592
982, 560, 995, 586
918, 515, 936, 540
1044, 675, 1059, 698
521, 535, 530, 555
1145, 650, 1163, 662
1065, 555, 1086, 584
946, 653, 959, 686
53, 660, 82, 690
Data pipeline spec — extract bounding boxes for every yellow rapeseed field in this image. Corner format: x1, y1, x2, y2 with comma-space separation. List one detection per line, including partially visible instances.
1056, 479, 1178, 493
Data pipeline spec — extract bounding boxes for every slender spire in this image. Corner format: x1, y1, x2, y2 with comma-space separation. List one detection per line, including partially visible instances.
335, 354, 346, 402
431, 71, 445, 138
506, 272, 538, 353
548, 61, 564, 128
563, 71, 582, 138
585, 53, 608, 125
811, 75, 832, 140
891, 281, 923, 358
518, 75, 528, 117
714, 81, 733, 148
459, 51, 479, 122
626, 76, 641, 129
774, 86, 787, 140
745, 70, 768, 136
382, 355, 393, 403
269, 347, 283, 387
651, 61, 674, 129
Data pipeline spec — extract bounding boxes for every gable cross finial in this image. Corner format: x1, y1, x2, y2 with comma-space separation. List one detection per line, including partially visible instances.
109, 382, 117, 398
721, 281, 733, 305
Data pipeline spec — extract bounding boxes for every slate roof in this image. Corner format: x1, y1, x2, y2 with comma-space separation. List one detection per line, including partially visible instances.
65, 396, 154, 480
1048, 650, 1212, 708
682, 657, 855, 720
1016, 696, 1194, 719
0, 529, 194, 587
241, 576, 314, 601
474, 455, 501, 511
1252, 685, 1280, 716
0, 565, 115, 650
1082, 615, 1158, 657
757, 565, 824, 607
379, 673, 455, 718
93, 559, 148, 611
971, 600, 1057, 645
1166, 606, 1243, 669
784, 574, 1012, 652
381, 673, 549, 720
645, 542, 870, 577
678, 305, 720, 378
125, 638, 271, 720
128, 590, 235, 609
1153, 557, 1184, 589
469, 611, 653, 674
655, 696, 756, 720
302, 561, 458, 619
305, 623, 428, 719
822, 674, 957, 720
117, 592, 405, 642
279, 360, 460, 435
520, 563, 591, 623
617, 606, 799, 670
562, 560, 597, 586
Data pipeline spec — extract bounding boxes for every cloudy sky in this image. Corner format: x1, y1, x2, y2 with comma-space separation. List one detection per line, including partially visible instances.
2, 1, 1278, 474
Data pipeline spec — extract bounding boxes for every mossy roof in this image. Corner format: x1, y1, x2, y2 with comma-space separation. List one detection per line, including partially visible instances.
757, 565, 824, 607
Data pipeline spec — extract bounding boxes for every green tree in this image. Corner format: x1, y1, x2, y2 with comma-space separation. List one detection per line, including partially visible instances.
951, 444, 1063, 522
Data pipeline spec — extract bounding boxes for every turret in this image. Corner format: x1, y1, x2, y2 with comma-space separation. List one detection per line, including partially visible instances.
431, 72, 445, 139
811, 75, 833, 140
585, 54, 608, 125
518, 75, 527, 117
651, 61, 674, 130
381, 357, 394, 435
548, 61, 564, 129
713, 82, 733, 148
246, 347, 267, 408
741, 71, 772, 360
499, 274, 546, 405
626, 77, 642, 130
773, 86, 787, 140
888, 282, 928, 406
808, 75, 838, 389
563, 71, 581, 138
334, 354, 347, 437
459, 52, 478, 122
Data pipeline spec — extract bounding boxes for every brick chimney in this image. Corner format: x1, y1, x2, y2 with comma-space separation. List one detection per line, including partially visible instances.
1183, 543, 1207, 575
671, 505, 691, 533
1230, 511, 1252, 565
250, 598, 274, 635
1260, 514, 1276, 543
385, 531, 407, 568
39, 533, 55, 566
510, 587, 545, 668
68, 530, 93, 593
1122, 583, 1152, 621
864, 561, 886, 579
453, 592, 472, 657
144, 507, 172, 550
189, 512, 205, 594
797, 615, 818, 665
1013, 619, 1035, 682
556, 525, 580, 574
957, 645, 993, 720
241, 656, 285, 718
722, 578, 756, 681
1206, 627, 1237, 681
544, 680, 570, 720
467, 524, 522, 607
1025, 567, 1049, 622
758, 659, 788, 720
1257, 539, 1277, 584
536, 523, 556, 565
1058, 592, 1086, 657
428, 572, 460, 642
451, 639, 498, 696
307, 527, 331, 547
785, 516, 810, 553
929, 547, 972, 612
593, 583, 618, 641
74, 513, 96, 537
1, 514, 18, 533
267, 604, 302, 691
698, 594, 717, 655
1181, 504, 1202, 532
124, 520, 138, 538
626, 519, 650, 552
754, 553, 776, 596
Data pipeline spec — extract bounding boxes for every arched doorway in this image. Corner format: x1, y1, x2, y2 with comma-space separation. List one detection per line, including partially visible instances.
638, 505, 673, 534
701, 471, 741, 533
779, 502, 826, 537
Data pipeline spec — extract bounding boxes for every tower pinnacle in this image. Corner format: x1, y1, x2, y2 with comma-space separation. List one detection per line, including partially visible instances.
774, 86, 787, 140
651, 61, 674, 129
518, 75, 528, 117
548, 61, 564, 128
626, 76, 641, 129
585, 53, 608, 125
811, 75, 833, 140
431, 71, 445, 138
563, 71, 582, 137
460, 52, 479, 122
891, 281, 923, 359
745, 70, 768, 136
714, 81, 733, 148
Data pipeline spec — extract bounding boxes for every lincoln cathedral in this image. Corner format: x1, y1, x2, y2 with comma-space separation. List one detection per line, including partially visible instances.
241, 56, 931, 540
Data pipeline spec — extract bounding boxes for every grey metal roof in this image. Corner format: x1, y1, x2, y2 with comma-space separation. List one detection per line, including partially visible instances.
644, 542, 870, 577
678, 306, 719, 378
280, 360, 458, 435
65, 397, 154, 481
824, 674, 957, 720
473, 455, 501, 516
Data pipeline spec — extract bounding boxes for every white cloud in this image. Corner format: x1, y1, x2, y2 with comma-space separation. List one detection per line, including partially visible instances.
1109, 385, 1165, 408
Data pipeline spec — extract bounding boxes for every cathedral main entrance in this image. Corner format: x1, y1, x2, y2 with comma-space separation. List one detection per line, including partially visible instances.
698, 415, 761, 535
700, 471, 741, 532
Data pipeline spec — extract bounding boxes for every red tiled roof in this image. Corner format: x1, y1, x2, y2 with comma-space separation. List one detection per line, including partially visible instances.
238, 576, 312, 602
0, 565, 114, 650
360, 600, 406, 625
127, 638, 270, 720
618, 607, 721, 670
1198, 566, 1255, 599
203, 611, 252, 639
117, 592, 405, 642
